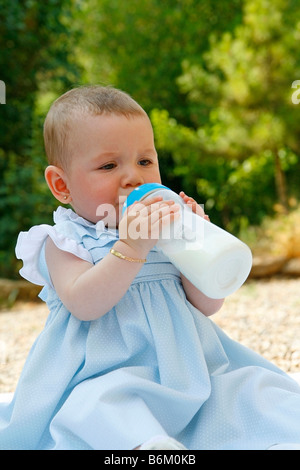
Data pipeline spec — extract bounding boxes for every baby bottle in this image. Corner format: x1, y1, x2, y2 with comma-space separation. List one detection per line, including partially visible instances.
122, 183, 252, 299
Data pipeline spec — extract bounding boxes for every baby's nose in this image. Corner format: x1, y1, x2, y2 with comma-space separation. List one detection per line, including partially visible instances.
121, 170, 144, 188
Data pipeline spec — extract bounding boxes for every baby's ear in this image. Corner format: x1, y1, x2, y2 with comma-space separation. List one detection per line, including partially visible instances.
44, 165, 71, 204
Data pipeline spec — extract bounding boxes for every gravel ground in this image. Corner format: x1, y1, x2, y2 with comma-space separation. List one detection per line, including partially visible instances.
0, 277, 300, 393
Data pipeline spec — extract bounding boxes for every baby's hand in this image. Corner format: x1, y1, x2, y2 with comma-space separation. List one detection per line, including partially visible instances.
179, 191, 210, 221
119, 196, 180, 257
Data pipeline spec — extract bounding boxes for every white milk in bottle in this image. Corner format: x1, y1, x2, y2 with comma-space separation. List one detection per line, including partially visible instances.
122, 183, 252, 299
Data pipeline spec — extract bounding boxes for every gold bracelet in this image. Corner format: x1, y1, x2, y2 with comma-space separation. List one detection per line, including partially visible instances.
110, 248, 146, 263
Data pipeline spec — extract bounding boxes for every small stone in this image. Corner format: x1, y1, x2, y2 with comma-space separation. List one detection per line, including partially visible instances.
250, 256, 287, 278
281, 258, 300, 276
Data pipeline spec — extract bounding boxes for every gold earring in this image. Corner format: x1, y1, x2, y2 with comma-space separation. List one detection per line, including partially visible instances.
63, 195, 68, 200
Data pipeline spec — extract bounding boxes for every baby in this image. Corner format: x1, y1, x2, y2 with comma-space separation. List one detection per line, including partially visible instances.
0, 86, 299, 450
43, 86, 223, 321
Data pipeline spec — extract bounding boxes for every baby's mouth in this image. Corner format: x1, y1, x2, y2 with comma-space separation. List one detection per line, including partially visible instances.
118, 195, 127, 205
117, 194, 131, 212
116, 196, 128, 223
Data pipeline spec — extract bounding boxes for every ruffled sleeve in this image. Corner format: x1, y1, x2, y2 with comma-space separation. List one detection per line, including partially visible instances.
15, 224, 93, 287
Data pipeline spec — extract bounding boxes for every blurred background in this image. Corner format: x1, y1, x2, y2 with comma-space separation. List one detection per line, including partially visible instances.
1, 0, 300, 280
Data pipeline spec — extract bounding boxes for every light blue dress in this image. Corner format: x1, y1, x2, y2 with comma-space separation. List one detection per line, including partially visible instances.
1, 207, 300, 450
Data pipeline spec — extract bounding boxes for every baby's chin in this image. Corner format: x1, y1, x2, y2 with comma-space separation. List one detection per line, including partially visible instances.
99, 217, 119, 229
93, 200, 124, 228
106, 221, 119, 229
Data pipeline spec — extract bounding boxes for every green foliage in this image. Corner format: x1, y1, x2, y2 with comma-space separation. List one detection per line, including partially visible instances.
1, 0, 300, 277
79, 0, 243, 123
0, 148, 58, 277
152, 0, 300, 233
0, 0, 82, 277
151, 108, 278, 229
242, 204, 300, 259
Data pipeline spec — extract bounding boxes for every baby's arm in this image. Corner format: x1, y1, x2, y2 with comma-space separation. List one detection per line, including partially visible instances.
45, 237, 148, 321
45, 197, 179, 321
179, 191, 224, 316
181, 274, 224, 316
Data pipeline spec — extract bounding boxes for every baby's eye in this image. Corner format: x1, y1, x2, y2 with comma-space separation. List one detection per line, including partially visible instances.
138, 159, 152, 166
99, 162, 116, 170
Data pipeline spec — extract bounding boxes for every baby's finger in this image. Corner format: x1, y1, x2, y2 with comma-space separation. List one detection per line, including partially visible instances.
129, 198, 176, 218
126, 200, 157, 219
124, 196, 161, 213
151, 202, 180, 219
179, 191, 207, 218
150, 203, 180, 225
180, 191, 196, 205
149, 206, 180, 239
140, 196, 163, 207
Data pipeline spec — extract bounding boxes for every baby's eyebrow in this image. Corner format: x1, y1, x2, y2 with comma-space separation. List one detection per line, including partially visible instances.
93, 151, 119, 162
138, 149, 158, 156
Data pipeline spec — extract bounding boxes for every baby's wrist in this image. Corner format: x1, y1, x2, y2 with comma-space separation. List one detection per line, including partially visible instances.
113, 240, 150, 261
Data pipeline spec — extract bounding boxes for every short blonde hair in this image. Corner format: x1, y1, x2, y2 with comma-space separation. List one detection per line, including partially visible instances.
43, 85, 147, 169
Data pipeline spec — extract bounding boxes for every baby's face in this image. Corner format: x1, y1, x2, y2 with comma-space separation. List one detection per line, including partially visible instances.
64, 113, 161, 225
